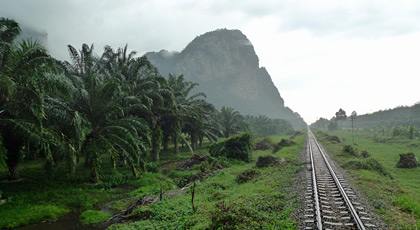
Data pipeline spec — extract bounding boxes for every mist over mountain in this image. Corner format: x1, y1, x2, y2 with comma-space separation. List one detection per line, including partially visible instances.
19, 25, 48, 47
146, 29, 306, 129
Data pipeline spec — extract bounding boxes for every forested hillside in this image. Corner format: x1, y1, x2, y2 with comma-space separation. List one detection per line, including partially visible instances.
346, 103, 420, 128
310, 103, 420, 132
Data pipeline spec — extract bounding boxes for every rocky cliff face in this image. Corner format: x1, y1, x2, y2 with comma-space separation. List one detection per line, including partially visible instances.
146, 29, 306, 129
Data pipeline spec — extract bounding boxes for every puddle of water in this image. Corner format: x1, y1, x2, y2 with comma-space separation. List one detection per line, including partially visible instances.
16, 212, 108, 230
15, 185, 135, 230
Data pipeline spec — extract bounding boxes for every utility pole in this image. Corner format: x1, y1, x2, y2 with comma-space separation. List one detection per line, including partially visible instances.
350, 111, 357, 144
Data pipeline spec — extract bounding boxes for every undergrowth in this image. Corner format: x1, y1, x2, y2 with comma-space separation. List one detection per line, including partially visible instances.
108, 133, 306, 229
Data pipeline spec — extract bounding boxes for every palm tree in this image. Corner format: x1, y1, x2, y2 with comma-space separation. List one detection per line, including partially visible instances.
0, 19, 73, 180
164, 74, 221, 152
99, 45, 173, 162
218, 106, 246, 138
245, 115, 292, 137
65, 44, 151, 183
0, 17, 21, 105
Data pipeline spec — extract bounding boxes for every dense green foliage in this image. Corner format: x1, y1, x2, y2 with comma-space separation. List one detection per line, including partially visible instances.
254, 137, 274, 150
209, 133, 253, 162
108, 133, 305, 230
245, 114, 293, 138
0, 18, 299, 228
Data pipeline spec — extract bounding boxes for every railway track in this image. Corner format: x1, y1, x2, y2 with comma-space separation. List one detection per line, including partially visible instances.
304, 130, 377, 230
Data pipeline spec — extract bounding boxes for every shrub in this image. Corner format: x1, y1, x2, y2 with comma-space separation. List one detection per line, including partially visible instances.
254, 138, 274, 150
327, 135, 341, 143
396, 152, 419, 168
256, 155, 287, 168
343, 145, 357, 156
361, 150, 370, 158
210, 202, 244, 229
209, 133, 253, 162
344, 158, 392, 178
146, 162, 159, 173
272, 139, 297, 154
236, 169, 259, 183
366, 158, 392, 178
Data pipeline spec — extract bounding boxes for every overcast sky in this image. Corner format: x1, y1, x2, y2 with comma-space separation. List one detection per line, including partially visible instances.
2, 0, 420, 124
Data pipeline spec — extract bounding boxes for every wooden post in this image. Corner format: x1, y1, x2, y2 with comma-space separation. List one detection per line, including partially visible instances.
191, 182, 197, 212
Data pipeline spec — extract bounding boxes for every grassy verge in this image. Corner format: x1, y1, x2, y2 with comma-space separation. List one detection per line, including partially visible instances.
108, 133, 306, 229
313, 129, 420, 229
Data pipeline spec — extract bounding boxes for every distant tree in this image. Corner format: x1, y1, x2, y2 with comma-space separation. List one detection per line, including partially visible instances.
310, 117, 329, 130
328, 120, 338, 131
408, 125, 414, 139
245, 115, 292, 138
218, 107, 246, 138
335, 109, 347, 129
350, 111, 357, 144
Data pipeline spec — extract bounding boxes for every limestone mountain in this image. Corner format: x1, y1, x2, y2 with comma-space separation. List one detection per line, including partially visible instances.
146, 29, 306, 129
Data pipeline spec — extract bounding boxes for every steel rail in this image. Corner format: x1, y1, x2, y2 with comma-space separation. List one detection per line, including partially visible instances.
309, 130, 366, 230
308, 133, 323, 230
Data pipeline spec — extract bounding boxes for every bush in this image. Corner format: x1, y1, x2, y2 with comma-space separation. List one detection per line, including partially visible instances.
327, 135, 341, 143
210, 202, 245, 229
396, 152, 419, 168
272, 139, 296, 154
209, 133, 253, 162
236, 169, 260, 183
366, 158, 392, 178
344, 158, 392, 178
343, 145, 357, 156
256, 155, 287, 168
361, 150, 370, 158
254, 138, 274, 150
146, 162, 159, 173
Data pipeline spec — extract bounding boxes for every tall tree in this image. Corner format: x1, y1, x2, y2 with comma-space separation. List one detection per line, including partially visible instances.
335, 108, 347, 129
0, 18, 72, 180
164, 74, 219, 153
64, 44, 150, 183
218, 106, 246, 138
0, 17, 20, 105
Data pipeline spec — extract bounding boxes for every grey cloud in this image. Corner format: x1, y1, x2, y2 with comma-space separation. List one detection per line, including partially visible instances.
2, 0, 420, 61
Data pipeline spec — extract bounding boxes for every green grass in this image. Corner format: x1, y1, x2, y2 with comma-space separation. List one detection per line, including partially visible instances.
0, 204, 69, 228
80, 210, 112, 225
0, 134, 306, 229
0, 161, 117, 228
0, 145, 205, 228
108, 133, 306, 230
314, 129, 420, 229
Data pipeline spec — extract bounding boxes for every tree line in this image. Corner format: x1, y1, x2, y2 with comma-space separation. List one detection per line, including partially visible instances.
0, 18, 293, 183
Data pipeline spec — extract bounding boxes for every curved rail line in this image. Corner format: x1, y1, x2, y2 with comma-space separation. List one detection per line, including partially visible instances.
306, 130, 370, 230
